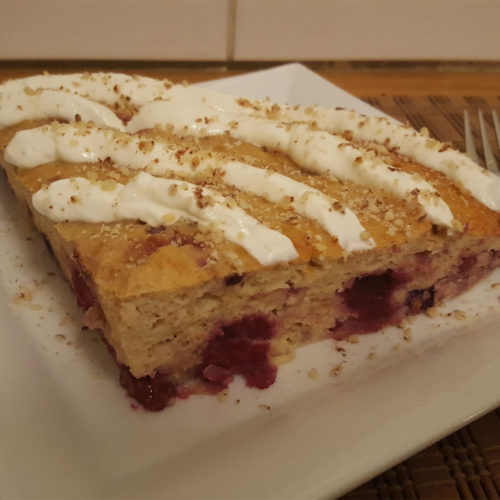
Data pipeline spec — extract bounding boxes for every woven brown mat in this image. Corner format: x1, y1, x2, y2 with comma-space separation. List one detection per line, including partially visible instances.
341, 409, 500, 499
339, 95, 500, 500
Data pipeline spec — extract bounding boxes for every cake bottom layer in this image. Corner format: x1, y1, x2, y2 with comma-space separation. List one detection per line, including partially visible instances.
115, 248, 499, 411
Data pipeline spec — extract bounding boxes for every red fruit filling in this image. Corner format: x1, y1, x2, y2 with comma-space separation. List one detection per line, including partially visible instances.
331, 270, 408, 339
459, 254, 478, 274
70, 254, 97, 310
199, 315, 277, 389
119, 315, 277, 411
119, 369, 177, 412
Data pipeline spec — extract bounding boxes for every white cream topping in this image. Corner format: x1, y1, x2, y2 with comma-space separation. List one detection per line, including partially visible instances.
128, 101, 455, 228
221, 161, 374, 251
0, 72, 241, 110
6, 124, 374, 252
259, 106, 500, 213
0, 90, 125, 130
4, 72, 499, 266
125, 82, 499, 213
6, 124, 168, 170
0, 73, 172, 107
1, 73, 496, 212
32, 172, 298, 266
286, 125, 455, 228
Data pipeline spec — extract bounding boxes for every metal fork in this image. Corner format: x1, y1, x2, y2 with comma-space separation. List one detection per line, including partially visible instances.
464, 109, 500, 172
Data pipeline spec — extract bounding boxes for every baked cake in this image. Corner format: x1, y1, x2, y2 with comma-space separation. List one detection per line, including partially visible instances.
0, 73, 499, 410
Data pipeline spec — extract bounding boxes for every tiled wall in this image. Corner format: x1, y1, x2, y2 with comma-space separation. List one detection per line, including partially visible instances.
1, 0, 499, 61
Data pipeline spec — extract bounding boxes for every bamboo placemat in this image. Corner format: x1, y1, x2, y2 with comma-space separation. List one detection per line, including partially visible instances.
341, 409, 500, 499
340, 94, 500, 500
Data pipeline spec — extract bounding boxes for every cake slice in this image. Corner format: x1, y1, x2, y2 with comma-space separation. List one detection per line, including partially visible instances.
0, 72, 499, 410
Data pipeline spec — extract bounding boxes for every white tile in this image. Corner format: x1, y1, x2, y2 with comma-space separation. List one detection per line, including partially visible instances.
234, 0, 500, 61
0, 0, 229, 60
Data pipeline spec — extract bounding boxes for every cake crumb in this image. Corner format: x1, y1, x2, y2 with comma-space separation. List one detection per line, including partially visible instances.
59, 314, 73, 326
13, 287, 33, 303
258, 404, 271, 410
217, 389, 229, 402
403, 328, 413, 342
426, 307, 438, 318
490, 282, 500, 289
367, 352, 376, 360
346, 335, 359, 344
329, 364, 343, 376
308, 368, 319, 380
54, 334, 66, 342
451, 309, 467, 320
392, 343, 401, 351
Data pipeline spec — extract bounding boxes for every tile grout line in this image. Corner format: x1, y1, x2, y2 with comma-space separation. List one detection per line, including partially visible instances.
226, 0, 237, 62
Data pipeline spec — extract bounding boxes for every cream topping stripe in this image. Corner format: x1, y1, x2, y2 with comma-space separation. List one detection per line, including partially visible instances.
32, 172, 298, 267
0, 72, 239, 110
6, 124, 374, 252
260, 105, 500, 213
128, 101, 456, 228
0, 90, 125, 130
1, 72, 498, 213
1, 73, 497, 213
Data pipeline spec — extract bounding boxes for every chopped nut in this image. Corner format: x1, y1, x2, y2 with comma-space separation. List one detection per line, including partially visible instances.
59, 315, 73, 326
329, 364, 343, 376
451, 309, 467, 320
217, 389, 229, 402
138, 140, 155, 154
403, 328, 412, 342
161, 213, 177, 225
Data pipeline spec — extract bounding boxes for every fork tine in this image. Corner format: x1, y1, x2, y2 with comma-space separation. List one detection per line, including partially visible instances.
478, 110, 499, 172
464, 110, 481, 165
492, 110, 500, 162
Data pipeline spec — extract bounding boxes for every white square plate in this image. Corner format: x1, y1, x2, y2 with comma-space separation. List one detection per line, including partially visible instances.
1, 63, 499, 499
